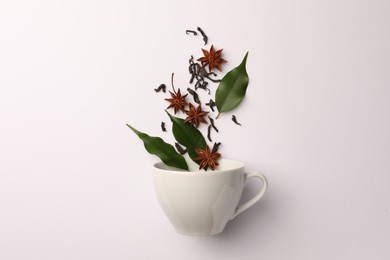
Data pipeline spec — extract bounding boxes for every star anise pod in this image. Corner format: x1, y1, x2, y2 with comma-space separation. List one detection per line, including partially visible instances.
165, 88, 188, 114
197, 45, 227, 72
195, 145, 221, 171
184, 103, 208, 127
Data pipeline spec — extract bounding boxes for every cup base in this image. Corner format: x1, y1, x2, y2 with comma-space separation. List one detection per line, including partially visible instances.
174, 226, 225, 236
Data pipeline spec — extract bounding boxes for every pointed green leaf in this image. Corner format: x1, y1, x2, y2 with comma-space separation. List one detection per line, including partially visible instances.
215, 52, 249, 115
166, 112, 207, 164
127, 124, 188, 170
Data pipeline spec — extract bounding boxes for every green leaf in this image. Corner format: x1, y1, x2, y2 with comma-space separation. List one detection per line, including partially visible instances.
166, 112, 207, 164
126, 124, 188, 171
215, 52, 249, 115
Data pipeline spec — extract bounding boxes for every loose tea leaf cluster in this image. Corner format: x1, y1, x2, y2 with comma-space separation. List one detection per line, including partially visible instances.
127, 27, 250, 171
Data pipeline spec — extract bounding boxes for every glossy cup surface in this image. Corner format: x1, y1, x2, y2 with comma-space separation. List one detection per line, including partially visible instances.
153, 159, 246, 236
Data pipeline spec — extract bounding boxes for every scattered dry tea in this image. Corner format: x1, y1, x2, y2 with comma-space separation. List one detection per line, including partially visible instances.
207, 125, 212, 142
208, 116, 219, 132
232, 115, 241, 126
154, 84, 166, 93
211, 142, 221, 154
206, 99, 216, 111
161, 122, 166, 132
185, 30, 197, 36
197, 27, 208, 45
187, 87, 200, 104
175, 142, 187, 155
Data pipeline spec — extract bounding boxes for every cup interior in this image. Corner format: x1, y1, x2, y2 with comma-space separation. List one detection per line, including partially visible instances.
154, 159, 244, 173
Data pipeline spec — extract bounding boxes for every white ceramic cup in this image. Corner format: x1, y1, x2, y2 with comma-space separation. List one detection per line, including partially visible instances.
153, 159, 268, 236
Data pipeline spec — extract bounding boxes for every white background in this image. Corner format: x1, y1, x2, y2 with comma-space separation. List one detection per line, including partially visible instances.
1, 0, 389, 259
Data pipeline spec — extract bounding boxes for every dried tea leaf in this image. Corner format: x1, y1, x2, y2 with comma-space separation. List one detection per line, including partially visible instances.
232, 115, 241, 126
175, 142, 187, 155
187, 87, 200, 104
154, 84, 166, 93
161, 121, 166, 132
207, 125, 212, 142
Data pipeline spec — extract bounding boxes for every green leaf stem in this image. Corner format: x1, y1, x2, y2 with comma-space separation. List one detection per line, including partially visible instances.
215, 52, 249, 117
127, 124, 188, 170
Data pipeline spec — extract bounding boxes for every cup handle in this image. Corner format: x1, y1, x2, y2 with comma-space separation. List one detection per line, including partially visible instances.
231, 171, 268, 220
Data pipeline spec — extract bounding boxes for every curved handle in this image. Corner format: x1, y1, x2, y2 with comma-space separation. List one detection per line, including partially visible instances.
231, 171, 268, 220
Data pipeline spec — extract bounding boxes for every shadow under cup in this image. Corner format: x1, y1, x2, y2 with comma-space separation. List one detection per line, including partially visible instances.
152, 159, 267, 236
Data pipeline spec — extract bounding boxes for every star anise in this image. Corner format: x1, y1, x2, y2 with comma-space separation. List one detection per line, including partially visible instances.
195, 145, 221, 171
197, 45, 227, 72
165, 89, 188, 114
165, 73, 189, 114
184, 103, 208, 127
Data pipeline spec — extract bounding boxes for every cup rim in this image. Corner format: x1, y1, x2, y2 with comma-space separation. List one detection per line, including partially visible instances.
153, 158, 244, 175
